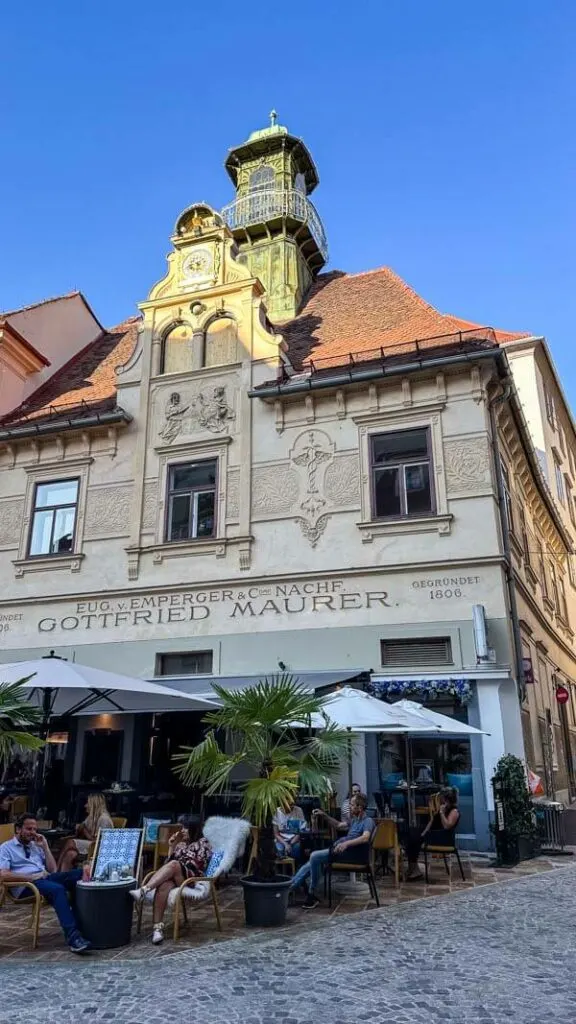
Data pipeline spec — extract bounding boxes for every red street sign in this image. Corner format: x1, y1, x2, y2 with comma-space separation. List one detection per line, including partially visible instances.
556, 685, 570, 705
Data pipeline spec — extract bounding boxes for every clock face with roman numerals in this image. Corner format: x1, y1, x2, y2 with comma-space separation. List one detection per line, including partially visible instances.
181, 248, 213, 282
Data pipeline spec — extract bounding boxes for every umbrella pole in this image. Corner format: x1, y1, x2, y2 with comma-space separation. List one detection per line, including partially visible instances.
405, 734, 415, 828
32, 688, 52, 813
347, 729, 353, 794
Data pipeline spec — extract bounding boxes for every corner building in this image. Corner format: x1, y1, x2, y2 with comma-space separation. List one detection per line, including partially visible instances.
1, 117, 573, 848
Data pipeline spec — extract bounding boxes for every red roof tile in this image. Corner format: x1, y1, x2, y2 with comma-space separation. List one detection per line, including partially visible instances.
280, 267, 528, 369
1, 316, 140, 426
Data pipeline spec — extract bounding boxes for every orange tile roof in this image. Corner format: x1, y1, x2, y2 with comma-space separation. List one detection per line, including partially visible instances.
1, 316, 140, 426
280, 267, 528, 369
0, 265, 528, 428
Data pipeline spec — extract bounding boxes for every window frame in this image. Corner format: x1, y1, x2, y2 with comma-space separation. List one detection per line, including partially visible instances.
544, 385, 555, 428
156, 650, 214, 676
554, 456, 565, 505
518, 505, 531, 566
369, 427, 436, 521
27, 477, 80, 559
164, 458, 218, 544
500, 459, 515, 533
537, 540, 549, 600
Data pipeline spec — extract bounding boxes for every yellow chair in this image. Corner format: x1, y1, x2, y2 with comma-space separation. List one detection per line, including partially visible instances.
0, 880, 45, 949
372, 819, 401, 887
10, 796, 27, 818
111, 816, 127, 829
247, 826, 296, 877
0, 823, 15, 844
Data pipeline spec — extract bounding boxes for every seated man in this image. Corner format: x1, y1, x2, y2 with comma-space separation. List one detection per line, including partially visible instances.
289, 793, 374, 909
0, 813, 90, 953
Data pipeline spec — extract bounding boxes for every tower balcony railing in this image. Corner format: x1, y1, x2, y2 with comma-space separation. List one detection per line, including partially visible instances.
221, 188, 328, 262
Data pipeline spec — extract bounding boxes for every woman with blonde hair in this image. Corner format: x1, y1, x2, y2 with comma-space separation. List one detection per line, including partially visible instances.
57, 793, 114, 871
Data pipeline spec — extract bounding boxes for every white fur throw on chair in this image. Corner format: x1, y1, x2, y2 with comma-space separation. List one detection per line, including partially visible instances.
168, 816, 251, 905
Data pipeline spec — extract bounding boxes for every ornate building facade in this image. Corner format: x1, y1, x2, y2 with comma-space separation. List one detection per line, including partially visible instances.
0, 116, 574, 844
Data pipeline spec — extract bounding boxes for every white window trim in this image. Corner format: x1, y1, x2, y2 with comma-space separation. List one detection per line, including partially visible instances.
355, 409, 451, 540
12, 457, 92, 577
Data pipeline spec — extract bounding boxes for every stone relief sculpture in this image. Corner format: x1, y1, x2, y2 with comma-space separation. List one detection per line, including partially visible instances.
444, 437, 492, 495
289, 429, 335, 548
157, 385, 235, 444
158, 392, 190, 444
195, 386, 235, 433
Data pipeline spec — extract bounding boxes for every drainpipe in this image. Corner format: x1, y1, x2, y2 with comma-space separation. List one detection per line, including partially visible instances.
488, 382, 527, 704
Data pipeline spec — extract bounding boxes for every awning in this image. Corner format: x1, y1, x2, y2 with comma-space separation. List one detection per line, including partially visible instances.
145, 670, 365, 701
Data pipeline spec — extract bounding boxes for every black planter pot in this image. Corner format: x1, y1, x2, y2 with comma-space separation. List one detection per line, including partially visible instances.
241, 874, 292, 927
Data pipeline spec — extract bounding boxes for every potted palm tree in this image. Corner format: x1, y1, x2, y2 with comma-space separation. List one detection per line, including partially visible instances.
173, 674, 348, 927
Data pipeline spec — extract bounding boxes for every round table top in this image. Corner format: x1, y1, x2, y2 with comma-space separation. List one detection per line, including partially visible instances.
77, 877, 136, 890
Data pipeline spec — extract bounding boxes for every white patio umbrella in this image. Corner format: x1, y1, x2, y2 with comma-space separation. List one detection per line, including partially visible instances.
391, 698, 488, 736
0, 652, 217, 804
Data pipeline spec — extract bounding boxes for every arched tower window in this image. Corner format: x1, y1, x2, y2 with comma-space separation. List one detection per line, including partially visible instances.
249, 165, 274, 192
295, 172, 307, 195
162, 323, 193, 374
204, 316, 239, 368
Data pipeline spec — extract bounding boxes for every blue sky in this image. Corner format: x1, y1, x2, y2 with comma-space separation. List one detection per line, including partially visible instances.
1, 1, 575, 398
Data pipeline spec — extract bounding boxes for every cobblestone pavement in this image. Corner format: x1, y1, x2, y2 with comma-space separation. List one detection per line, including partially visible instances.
1, 866, 576, 1024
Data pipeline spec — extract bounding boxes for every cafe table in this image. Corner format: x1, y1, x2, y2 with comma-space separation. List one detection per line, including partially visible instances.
75, 877, 135, 949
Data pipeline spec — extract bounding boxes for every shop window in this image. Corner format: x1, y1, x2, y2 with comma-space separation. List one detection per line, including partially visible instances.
370, 428, 434, 519
28, 479, 79, 556
165, 459, 217, 542
157, 651, 213, 675
204, 316, 238, 368
162, 323, 193, 374
380, 636, 452, 668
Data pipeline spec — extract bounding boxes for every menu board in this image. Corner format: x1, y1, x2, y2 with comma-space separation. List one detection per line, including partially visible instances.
91, 828, 143, 881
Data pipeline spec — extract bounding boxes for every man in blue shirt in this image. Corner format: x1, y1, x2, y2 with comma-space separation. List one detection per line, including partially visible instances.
0, 813, 90, 953
289, 793, 374, 909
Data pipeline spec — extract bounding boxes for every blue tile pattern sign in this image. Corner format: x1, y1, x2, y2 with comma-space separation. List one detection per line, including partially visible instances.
92, 828, 143, 881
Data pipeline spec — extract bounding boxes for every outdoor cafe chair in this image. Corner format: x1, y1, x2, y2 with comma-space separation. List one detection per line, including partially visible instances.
422, 837, 466, 884
372, 819, 401, 887
0, 879, 45, 950
111, 816, 128, 829
247, 825, 296, 877
0, 823, 15, 844
324, 836, 380, 908
136, 816, 251, 941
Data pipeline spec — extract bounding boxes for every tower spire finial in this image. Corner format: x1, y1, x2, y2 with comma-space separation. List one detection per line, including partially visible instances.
269, 109, 278, 128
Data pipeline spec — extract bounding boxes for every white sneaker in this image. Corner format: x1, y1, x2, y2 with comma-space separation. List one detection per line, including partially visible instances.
151, 922, 164, 945
129, 886, 153, 903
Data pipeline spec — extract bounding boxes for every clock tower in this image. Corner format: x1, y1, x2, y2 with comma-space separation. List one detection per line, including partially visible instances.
221, 112, 327, 322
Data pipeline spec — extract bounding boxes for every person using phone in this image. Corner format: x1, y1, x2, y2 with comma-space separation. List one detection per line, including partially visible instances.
130, 825, 212, 944
0, 813, 90, 953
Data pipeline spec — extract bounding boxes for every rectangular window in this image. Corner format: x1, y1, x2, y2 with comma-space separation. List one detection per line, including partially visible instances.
569, 447, 576, 478
538, 541, 549, 599
380, 636, 452, 668
28, 479, 79, 556
500, 459, 514, 532
165, 460, 217, 541
559, 425, 566, 456
518, 506, 531, 565
558, 575, 570, 624
549, 561, 560, 612
568, 557, 575, 589
555, 457, 565, 504
370, 428, 434, 520
567, 481, 576, 528
157, 651, 213, 675
544, 385, 555, 427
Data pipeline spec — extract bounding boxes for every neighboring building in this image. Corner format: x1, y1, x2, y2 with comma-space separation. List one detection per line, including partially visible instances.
503, 336, 576, 801
0, 116, 572, 844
